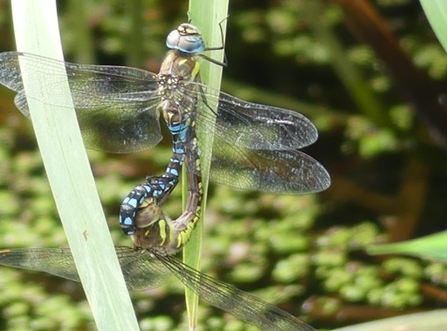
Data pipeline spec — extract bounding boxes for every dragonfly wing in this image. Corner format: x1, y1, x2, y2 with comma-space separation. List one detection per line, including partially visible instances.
205, 139, 330, 194
193, 84, 318, 150
0, 247, 172, 291
115, 247, 171, 291
14, 91, 162, 153
0, 248, 80, 282
0, 52, 163, 153
75, 103, 162, 153
158, 254, 316, 331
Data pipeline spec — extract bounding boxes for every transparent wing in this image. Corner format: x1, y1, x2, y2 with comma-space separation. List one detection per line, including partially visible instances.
0, 247, 80, 281
0, 52, 163, 153
0, 52, 330, 193
212, 91, 318, 150
158, 254, 316, 331
115, 247, 171, 290
208, 142, 331, 193
0, 247, 170, 290
182, 83, 330, 194
181, 84, 319, 151
0, 52, 319, 153
0, 247, 316, 329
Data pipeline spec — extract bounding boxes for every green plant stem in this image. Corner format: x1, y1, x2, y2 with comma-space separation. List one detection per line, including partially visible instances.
184, 0, 229, 329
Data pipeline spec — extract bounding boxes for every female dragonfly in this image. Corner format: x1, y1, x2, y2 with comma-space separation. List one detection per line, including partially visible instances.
0, 22, 330, 236
0, 213, 317, 330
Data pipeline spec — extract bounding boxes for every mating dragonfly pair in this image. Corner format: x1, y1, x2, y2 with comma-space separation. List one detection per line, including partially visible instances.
0, 21, 329, 330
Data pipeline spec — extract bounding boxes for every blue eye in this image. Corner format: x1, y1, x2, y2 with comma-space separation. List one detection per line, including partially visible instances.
166, 24, 205, 54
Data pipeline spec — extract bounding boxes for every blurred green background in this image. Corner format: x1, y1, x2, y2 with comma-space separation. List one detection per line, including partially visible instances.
0, 0, 447, 330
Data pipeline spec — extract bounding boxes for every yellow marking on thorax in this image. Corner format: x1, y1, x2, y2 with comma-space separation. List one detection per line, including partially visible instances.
144, 220, 169, 247
158, 219, 168, 246
191, 61, 201, 81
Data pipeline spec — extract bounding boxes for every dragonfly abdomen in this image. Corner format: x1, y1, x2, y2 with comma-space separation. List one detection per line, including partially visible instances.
119, 143, 186, 235
120, 177, 175, 235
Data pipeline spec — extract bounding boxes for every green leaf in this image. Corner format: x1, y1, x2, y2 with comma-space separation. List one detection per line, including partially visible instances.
10, 2, 138, 330
368, 231, 447, 262
420, 0, 447, 53
332, 309, 447, 331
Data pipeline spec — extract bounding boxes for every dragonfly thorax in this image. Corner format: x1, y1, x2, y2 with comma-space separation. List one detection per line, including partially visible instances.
158, 51, 200, 84
157, 51, 200, 121
166, 23, 205, 54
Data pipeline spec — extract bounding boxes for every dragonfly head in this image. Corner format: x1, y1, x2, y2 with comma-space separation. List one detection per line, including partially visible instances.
166, 23, 205, 54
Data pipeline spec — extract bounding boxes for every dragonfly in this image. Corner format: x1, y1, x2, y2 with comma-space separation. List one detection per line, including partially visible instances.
0, 221, 317, 331
0, 22, 331, 236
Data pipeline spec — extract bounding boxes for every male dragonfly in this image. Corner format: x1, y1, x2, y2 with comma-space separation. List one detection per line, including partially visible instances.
0, 22, 330, 236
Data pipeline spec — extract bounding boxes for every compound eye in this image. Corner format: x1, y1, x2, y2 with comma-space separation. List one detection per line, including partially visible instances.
166, 29, 181, 49
166, 24, 205, 53
177, 35, 205, 53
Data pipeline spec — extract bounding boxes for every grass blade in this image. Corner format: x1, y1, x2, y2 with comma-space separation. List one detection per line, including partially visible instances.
10, 2, 139, 330
332, 309, 447, 331
420, 0, 447, 53
184, 0, 229, 329
368, 231, 447, 262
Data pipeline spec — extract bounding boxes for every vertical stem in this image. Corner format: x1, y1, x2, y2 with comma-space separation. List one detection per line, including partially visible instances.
184, 0, 229, 329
